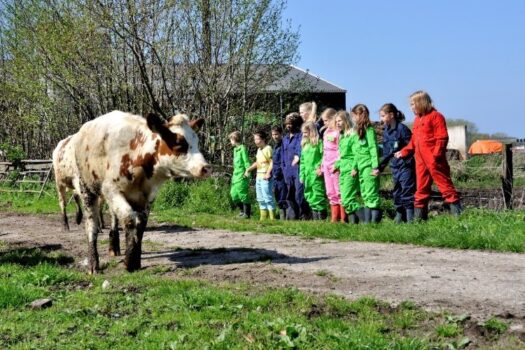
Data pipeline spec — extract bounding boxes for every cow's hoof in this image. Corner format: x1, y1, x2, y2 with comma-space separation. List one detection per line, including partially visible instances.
124, 260, 141, 272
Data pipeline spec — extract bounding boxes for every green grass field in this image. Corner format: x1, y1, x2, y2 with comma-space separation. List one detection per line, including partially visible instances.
1, 245, 522, 349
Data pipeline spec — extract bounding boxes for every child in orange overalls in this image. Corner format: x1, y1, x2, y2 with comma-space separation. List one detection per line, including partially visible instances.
395, 91, 462, 219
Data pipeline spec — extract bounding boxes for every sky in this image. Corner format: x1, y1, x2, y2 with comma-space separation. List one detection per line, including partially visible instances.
282, 0, 525, 137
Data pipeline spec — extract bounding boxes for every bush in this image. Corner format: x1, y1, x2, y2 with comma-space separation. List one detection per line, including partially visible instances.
154, 177, 242, 214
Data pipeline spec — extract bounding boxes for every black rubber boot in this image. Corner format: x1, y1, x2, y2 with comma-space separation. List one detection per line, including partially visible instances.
242, 203, 251, 219
414, 207, 428, 221
237, 202, 244, 217
319, 210, 327, 220
394, 209, 403, 224
363, 207, 371, 224
450, 201, 462, 217
348, 212, 358, 224
406, 208, 415, 223
371, 209, 382, 223
355, 207, 365, 223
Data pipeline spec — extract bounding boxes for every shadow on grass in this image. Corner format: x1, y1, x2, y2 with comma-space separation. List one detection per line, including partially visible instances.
142, 247, 330, 268
0, 244, 74, 266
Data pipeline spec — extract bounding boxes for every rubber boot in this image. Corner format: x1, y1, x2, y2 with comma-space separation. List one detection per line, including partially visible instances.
450, 201, 462, 217
268, 209, 275, 220
319, 210, 327, 220
394, 208, 403, 224
371, 209, 382, 223
242, 203, 251, 219
279, 208, 286, 220
356, 207, 365, 223
363, 207, 371, 224
406, 208, 414, 223
259, 209, 268, 221
311, 211, 319, 220
340, 205, 348, 223
237, 202, 244, 217
330, 205, 340, 223
348, 211, 358, 224
414, 207, 428, 222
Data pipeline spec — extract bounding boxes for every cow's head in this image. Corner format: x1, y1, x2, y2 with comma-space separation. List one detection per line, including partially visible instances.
147, 112, 211, 178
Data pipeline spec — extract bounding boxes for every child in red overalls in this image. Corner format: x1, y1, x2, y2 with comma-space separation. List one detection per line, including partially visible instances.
395, 91, 462, 219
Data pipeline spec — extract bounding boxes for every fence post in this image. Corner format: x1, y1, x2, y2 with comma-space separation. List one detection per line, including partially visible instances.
501, 143, 513, 209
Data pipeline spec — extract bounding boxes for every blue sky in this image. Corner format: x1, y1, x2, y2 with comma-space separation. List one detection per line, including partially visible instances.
282, 0, 524, 137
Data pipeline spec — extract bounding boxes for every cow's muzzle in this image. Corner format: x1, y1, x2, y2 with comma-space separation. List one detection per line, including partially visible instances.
200, 164, 212, 177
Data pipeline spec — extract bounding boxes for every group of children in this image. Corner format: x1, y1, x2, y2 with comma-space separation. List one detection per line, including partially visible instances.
229, 90, 462, 224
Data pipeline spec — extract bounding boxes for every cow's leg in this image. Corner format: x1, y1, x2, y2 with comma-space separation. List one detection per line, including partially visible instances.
108, 211, 120, 257
73, 193, 83, 225
81, 190, 101, 274
98, 197, 105, 230
57, 184, 70, 231
124, 210, 147, 272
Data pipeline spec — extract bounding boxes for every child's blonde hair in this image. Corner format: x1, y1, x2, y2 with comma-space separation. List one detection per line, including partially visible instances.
410, 90, 434, 115
320, 108, 337, 130
299, 101, 317, 122
335, 110, 352, 136
301, 121, 319, 147
229, 131, 241, 143
351, 104, 371, 139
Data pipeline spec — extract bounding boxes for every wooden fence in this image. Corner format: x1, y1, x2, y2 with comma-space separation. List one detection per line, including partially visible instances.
0, 159, 53, 198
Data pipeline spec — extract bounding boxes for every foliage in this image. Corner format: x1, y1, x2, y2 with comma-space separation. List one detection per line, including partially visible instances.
0, 0, 300, 163
0, 142, 26, 164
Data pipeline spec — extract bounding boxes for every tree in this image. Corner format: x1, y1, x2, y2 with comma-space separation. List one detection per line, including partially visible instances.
0, 0, 299, 163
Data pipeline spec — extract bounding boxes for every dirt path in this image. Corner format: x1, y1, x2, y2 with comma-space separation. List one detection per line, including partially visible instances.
1, 212, 524, 320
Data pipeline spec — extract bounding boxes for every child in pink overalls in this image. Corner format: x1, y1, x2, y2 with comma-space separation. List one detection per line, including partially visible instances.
320, 108, 346, 223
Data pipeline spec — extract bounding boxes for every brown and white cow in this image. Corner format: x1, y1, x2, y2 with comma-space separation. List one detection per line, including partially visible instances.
71, 110, 210, 273
52, 135, 83, 231
52, 135, 107, 233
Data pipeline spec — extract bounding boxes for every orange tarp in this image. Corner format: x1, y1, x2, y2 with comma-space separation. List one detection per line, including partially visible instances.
468, 140, 503, 154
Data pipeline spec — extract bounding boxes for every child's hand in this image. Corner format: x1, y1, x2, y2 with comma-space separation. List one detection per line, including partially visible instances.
264, 173, 271, 180
299, 179, 303, 184
371, 169, 380, 177
244, 170, 250, 178
316, 168, 323, 176
291, 155, 299, 166
351, 169, 357, 177
394, 151, 403, 158
332, 168, 340, 174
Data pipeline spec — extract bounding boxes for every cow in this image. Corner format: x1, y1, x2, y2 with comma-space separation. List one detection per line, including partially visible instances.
71, 110, 210, 273
52, 135, 83, 231
52, 135, 106, 233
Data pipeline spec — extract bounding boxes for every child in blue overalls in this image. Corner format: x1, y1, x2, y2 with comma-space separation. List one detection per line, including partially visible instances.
378, 103, 415, 223
271, 125, 288, 219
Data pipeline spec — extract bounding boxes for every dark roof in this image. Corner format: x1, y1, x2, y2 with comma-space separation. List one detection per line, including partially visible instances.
264, 65, 346, 94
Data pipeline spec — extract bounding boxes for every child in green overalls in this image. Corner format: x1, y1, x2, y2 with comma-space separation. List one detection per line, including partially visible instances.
350, 104, 381, 223
299, 121, 328, 220
332, 110, 361, 224
229, 131, 251, 218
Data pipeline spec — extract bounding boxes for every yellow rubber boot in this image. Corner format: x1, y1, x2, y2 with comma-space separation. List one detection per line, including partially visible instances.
268, 209, 275, 220
259, 209, 268, 221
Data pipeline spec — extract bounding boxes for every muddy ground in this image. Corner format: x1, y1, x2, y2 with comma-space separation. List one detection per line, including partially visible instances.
1, 211, 524, 324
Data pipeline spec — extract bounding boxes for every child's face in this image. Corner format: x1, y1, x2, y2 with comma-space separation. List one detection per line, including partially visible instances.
285, 122, 293, 133
229, 137, 237, 146
302, 130, 309, 139
253, 134, 265, 148
335, 116, 344, 131
299, 107, 308, 121
380, 111, 394, 125
410, 100, 419, 115
351, 113, 359, 124
271, 131, 282, 143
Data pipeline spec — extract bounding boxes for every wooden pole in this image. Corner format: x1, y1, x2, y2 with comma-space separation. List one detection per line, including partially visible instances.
501, 143, 513, 210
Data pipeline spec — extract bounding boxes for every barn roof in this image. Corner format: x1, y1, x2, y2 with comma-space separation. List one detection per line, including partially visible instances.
264, 65, 347, 94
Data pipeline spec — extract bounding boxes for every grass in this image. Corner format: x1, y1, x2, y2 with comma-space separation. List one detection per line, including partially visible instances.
152, 208, 525, 253
0, 244, 522, 349
1, 184, 525, 254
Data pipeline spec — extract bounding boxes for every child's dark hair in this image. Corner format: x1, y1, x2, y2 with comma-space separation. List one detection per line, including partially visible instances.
380, 103, 405, 122
253, 129, 268, 140
284, 112, 303, 132
351, 104, 371, 139
271, 125, 283, 134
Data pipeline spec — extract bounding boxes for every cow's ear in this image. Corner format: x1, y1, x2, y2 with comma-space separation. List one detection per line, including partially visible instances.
146, 113, 167, 134
189, 118, 205, 132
